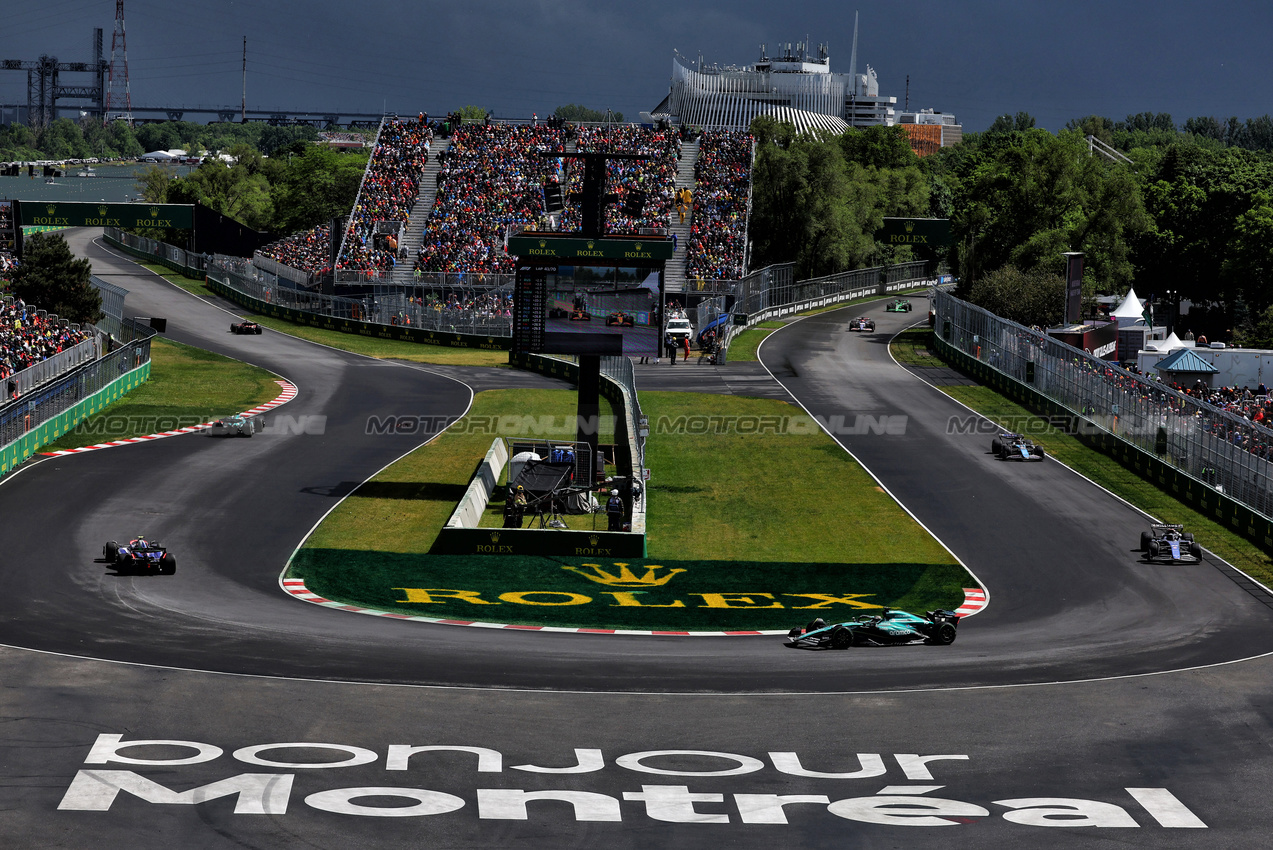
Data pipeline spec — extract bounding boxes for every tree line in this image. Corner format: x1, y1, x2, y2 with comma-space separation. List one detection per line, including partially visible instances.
750, 111, 1273, 343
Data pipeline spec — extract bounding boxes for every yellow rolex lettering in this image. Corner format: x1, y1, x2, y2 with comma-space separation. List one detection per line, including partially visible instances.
693, 592, 783, 609
603, 592, 685, 608
394, 588, 498, 604
782, 593, 884, 609
498, 591, 591, 606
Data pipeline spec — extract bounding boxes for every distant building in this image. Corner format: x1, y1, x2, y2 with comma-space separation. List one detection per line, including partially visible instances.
648, 40, 895, 136
897, 109, 963, 156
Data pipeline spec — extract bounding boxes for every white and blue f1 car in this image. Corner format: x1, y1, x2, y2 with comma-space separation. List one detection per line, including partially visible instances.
103, 537, 177, 575
991, 432, 1044, 461
786, 608, 959, 649
1140, 524, 1202, 564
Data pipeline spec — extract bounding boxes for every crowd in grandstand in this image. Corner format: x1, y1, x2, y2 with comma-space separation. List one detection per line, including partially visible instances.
256, 224, 331, 276
686, 130, 753, 281
416, 123, 565, 275
559, 125, 681, 234
0, 251, 16, 278
337, 116, 432, 273
0, 299, 94, 385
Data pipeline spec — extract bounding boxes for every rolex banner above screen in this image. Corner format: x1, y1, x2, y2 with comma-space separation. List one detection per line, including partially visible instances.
17, 201, 195, 230
877, 217, 952, 248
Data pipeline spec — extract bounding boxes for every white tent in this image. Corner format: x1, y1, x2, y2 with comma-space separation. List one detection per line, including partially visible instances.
140, 150, 176, 162
1145, 331, 1186, 352
1111, 287, 1148, 326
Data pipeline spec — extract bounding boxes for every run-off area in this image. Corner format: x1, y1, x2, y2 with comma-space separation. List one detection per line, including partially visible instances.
57, 735, 1206, 829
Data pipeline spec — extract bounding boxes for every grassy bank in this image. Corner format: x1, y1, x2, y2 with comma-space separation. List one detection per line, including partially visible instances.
42, 338, 280, 451
891, 326, 1273, 584
290, 388, 973, 629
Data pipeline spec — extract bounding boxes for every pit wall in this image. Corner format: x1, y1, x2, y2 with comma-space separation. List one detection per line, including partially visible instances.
932, 334, 1273, 553
0, 362, 150, 476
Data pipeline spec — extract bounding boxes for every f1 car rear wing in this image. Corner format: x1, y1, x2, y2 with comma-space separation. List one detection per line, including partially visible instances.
1152, 523, 1185, 531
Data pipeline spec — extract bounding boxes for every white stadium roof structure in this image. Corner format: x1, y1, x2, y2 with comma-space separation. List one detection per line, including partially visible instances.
650, 97, 849, 137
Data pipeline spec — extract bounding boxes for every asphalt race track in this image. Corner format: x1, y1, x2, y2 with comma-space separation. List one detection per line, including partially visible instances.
2, 232, 1272, 846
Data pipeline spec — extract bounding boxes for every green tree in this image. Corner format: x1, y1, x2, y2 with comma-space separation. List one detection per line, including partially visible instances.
457, 105, 489, 121
135, 166, 172, 203
967, 265, 1065, 328
838, 125, 918, 169
270, 144, 368, 234
8, 233, 102, 323
168, 143, 273, 231
36, 118, 89, 160
554, 104, 623, 123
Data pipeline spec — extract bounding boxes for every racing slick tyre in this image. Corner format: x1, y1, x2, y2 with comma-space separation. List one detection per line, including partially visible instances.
928, 622, 958, 646
829, 626, 853, 650
104, 541, 119, 562
116, 555, 134, 573
159, 554, 177, 575
1190, 542, 1203, 560
254, 327, 262, 335
1140, 531, 1152, 552
1031, 447, 1044, 459
991, 438, 1003, 456
1183, 533, 1195, 543
1147, 541, 1160, 559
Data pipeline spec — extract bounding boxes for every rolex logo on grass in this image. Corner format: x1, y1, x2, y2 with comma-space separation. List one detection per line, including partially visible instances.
562, 562, 686, 587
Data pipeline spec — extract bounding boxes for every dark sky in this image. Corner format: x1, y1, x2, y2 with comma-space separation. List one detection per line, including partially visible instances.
3, 0, 1269, 133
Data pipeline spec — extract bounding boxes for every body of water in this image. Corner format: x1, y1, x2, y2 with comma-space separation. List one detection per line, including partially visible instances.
0, 163, 196, 204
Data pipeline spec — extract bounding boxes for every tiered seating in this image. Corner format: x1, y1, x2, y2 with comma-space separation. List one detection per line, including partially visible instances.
256, 224, 331, 276
336, 117, 432, 273
415, 124, 565, 274
686, 130, 753, 281
560, 126, 680, 234
0, 300, 93, 383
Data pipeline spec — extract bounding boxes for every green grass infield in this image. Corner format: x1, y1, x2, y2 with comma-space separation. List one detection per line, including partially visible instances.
293, 388, 977, 629
42, 338, 280, 451
288, 551, 969, 631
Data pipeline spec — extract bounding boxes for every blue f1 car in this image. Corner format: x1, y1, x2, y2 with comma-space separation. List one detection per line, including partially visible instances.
786, 608, 959, 649
103, 538, 177, 575
991, 432, 1044, 461
1140, 524, 1202, 564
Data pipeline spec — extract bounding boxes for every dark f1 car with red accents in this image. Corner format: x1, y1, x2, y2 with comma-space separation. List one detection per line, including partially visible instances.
786, 608, 959, 649
991, 432, 1044, 461
231, 321, 262, 335
103, 537, 177, 575
1140, 524, 1202, 563
848, 317, 876, 332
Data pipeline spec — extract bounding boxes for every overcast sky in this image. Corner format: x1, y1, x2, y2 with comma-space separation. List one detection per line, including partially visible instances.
2, 0, 1269, 133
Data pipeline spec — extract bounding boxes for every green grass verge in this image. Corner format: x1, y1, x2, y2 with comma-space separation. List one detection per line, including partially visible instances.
726, 322, 784, 362
42, 338, 280, 451
287, 552, 969, 631
891, 327, 1273, 585
292, 388, 973, 628
302, 388, 618, 553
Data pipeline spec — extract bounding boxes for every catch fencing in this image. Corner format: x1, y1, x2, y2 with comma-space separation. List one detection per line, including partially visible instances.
0, 317, 155, 475
934, 288, 1273, 519
103, 227, 207, 278
208, 258, 515, 337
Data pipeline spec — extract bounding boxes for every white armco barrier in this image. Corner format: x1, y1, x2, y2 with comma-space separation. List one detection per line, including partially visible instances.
446, 438, 509, 529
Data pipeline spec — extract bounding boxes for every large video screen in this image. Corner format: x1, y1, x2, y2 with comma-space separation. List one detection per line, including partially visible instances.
515, 263, 665, 357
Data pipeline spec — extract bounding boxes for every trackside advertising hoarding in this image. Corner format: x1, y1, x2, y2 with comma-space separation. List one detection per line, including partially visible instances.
16, 200, 195, 230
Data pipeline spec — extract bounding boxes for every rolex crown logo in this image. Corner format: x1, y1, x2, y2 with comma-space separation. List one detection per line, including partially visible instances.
46, 204, 56, 215
562, 562, 687, 587
589, 535, 599, 545
538, 240, 546, 248
489, 531, 501, 543
150, 206, 160, 217
98, 205, 108, 216
635, 242, 642, 250
905, 220, 915, 233
586, 241, 594, 249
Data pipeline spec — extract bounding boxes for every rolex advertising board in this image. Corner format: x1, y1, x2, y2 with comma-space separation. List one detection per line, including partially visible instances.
16, 201, 195, 231
878, 217, 952, 248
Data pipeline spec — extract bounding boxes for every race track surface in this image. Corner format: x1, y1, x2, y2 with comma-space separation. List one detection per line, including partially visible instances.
2, 232, 1271, 846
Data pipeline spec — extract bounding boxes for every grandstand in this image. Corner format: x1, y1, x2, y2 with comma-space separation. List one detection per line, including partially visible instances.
247, 115, 756, 303
0, 296, 100, 394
